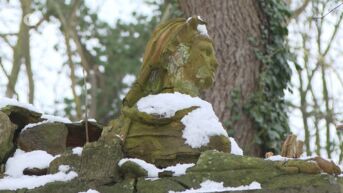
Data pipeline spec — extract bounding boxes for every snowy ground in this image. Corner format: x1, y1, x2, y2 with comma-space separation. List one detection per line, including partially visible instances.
0, 149, 77, 190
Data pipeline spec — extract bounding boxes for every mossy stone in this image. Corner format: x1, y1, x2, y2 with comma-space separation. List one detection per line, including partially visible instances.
0, 106, 42, 130
25, 180, 87, 193
48, 151, 81, 174
97, 179, 135, 193
18, 122, 68, 155
136, 178, 185, 193
119, 160, 149, 178
79, 137, 123, 185
0, 111, 16, 164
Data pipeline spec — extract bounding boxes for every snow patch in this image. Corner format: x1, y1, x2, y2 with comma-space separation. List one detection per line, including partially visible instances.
5, 149, 57, 177
78, 118, 97, 123
0, 150, 77, 190
118, 158, 194, 178
118, 158, 159, 177
266, 155, 291, 161
79, 189, 100, 193
41, 114, 71, 123
122, 74, 136, 86
163, 163, 195, 176
72, 147, 83, 156
169, 180, 261, 193
197, 16, 204, 22
0, 97, 41, 113
1, 97, 71, 133
21, 120, 51, 132
229, 137, 243, 155
186, 16, 204, 23
21, 114, 72, 132
58, 165, 70, 172
0, 166, 77, 190
137, 92, 228, 148
197, 24, 209, 37
266, 155, 317, 161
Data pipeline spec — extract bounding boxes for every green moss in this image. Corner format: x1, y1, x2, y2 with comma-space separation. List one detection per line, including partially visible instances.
25, 180, 87, 193
18, 122, 68, 155
79, 138, 123, 185
189, 150, 273, 172
136, 178, 185, 193
48, 151, 81, 174
97, 179, 135, 193
0, 112, 16, 164
277, 160, 321, 174
119, 160, 149, 178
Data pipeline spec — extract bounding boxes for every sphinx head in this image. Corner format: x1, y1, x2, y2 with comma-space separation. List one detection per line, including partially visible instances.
124, 17, 218, 106
167, 34, 218, 92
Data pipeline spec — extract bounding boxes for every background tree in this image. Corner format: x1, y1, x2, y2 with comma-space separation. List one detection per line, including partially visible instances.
41, 0, 160, 122
179, 0, 291, 156
287, 0, 343, 163
0, 0, 161, 122
2, 0, 35, 103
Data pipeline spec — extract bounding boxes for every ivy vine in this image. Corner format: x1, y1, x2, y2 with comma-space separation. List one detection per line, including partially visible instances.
245, 0, 292, 153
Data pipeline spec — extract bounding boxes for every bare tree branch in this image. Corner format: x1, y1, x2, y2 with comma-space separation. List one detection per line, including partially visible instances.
0, 33, 16, 49
312, 2, 343, 20
291, 0, 310, 20
0, 58, 10, 80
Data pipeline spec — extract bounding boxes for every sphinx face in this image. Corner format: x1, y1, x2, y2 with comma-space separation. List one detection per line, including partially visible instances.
183, 39, 218, 90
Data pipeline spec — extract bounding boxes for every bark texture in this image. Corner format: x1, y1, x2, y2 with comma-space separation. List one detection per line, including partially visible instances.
179, 0, 266, 155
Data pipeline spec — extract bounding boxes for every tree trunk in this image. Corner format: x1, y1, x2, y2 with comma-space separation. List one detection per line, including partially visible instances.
6, 0, 32, 101
179, 0, 266, 156
22, 13, 34, 104
64, 30, 82, 120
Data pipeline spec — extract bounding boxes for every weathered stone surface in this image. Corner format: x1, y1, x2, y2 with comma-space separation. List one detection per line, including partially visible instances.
78, 137, 123, 185
136, 178, 186, 193
130, 151, 343, 193
48, 151, 81, 174
18, 122, 68, 155
119, 160, 148, 178
0, 111, 16, 164
97, 179, 135, 193
233, 185, 342, 193
25, 180, 88, 193
106, 17, 230, 167
122, 107, 230, 168
0, 105, 42, 130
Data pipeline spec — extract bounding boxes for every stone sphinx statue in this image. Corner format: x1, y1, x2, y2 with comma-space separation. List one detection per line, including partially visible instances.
104, 16, 231, 168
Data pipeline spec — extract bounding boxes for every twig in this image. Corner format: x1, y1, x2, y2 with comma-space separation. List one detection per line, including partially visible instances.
312, 2, 343, 20
0, 33, 17, 49
0, 58, 10, 80
82, 68, 89, 143
29, 16, 46, 30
